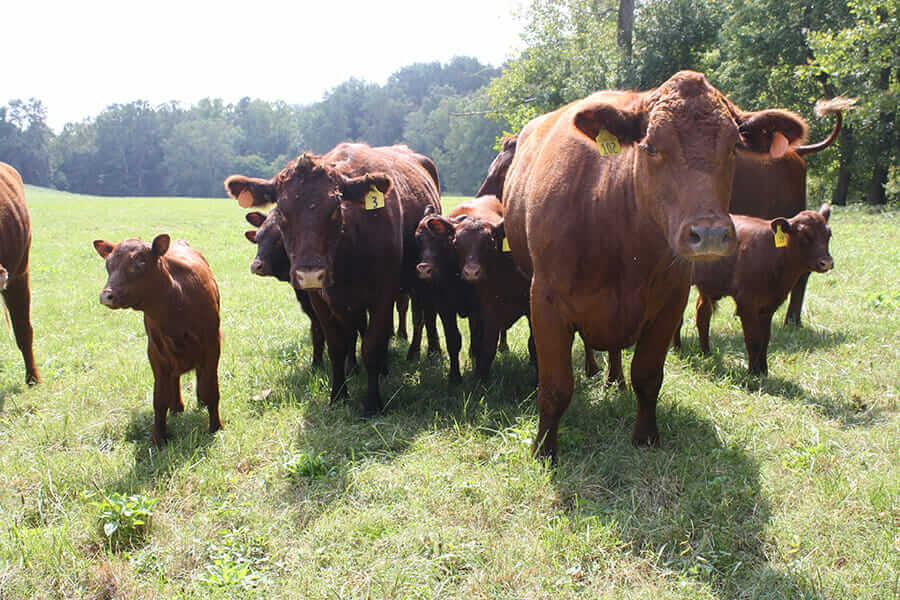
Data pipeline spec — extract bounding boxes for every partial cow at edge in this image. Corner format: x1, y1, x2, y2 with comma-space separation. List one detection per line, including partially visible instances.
0, 162, 40, 385
674, 204, 834, 375
93, 235, 223, 446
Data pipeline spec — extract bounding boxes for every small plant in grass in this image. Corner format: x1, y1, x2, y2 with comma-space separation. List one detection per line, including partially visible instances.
282, 450, 336, 481
92, 492, 158, 550
197, 529, 271, 589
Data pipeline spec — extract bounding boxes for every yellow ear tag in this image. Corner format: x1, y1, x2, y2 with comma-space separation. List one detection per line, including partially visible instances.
364, 184, 385, 210
501, 236, 511, 252
774, 225, 788, 248
595, 129, 621, 156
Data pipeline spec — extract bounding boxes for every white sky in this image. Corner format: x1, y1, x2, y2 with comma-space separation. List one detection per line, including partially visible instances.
4, 0, 525, 132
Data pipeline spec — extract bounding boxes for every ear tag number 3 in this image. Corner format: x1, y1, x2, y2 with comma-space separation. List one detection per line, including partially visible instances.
595, 129, 621, 156
774, 225, 788, 248
365, 185, 385, 210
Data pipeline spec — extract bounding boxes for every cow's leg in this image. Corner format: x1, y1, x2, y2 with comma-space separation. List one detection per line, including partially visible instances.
2, 273, 39, 385
295, 289, 325, 367
738, 310, 766, 375
424, 299, 442, 359
196, 358, 222, 434
468, 313, 483, 371
631, 291, 687, 447
169, 377, 185, 413
784, 273, 809, 327
606, 350, 625, 389
498, 328, 509, 353
475, 315, 501, 381
361, 297, 393, 417
672, 316, 683, 350
406, 292, 424, 360
530, 284, 575, 461
580, 333, 600, 377
150, 373, 177, 445
310, 294, 350, 403
395, 292, 409, 340
696, 293, 713, 355
438, 305, 462, 385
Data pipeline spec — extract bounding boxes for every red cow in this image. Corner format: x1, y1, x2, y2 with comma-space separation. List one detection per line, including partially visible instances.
674, 205, 833, 374
225, 144, 441, 416
93, 235, 223, 445
503, 71, 809, 459
0, 162, 40, 385
731, 97, 853, 326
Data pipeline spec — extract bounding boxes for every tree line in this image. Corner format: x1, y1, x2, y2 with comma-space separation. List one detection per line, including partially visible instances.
1, 0, 896, 203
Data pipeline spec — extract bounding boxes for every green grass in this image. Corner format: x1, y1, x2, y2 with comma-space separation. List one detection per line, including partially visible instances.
0, 187, 897, 599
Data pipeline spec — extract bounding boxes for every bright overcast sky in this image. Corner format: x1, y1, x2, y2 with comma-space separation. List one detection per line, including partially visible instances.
4, 0, 525, 132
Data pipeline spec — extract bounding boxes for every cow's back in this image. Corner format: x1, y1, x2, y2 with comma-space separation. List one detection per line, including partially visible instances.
0, 163, 32, 277
732, 151, 806, 219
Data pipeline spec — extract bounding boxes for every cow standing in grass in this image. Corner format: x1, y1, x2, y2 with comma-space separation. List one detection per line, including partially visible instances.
93, 235, 223, 445
226, 144, 441, 416
674, 205, 834, 375
0, 162, 40, 385
503, 71, 810, 459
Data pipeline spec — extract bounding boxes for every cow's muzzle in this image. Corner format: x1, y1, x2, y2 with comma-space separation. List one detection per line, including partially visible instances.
295, 269, 327, 289
815, 256, 834, 273
250, 259, 267, 276
461, 263, 483, 282
99, 288, 121, 308
416, 263, 435, 280
682, 223, 736, 258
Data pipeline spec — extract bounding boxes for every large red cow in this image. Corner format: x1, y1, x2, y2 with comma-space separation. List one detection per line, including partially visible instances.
225, 144, 441, 416
93, 235, 223, 445
731, 97, 853, 326
503, 71, 810, 459
674, 205, 833, 374
0, 162, 40, 385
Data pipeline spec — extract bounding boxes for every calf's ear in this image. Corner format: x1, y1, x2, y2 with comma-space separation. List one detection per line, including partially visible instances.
738, 109, 808, 159
340, 172, 393, 204
93, 240, 115, 258
819, 203, 831, 222
573, 102, 644, 146
492, 219, 506, 244
426, 216, 454, 238
225, 175, 277, 208
245, 230, 258, 243
423, 204, 436, 217
770, 217, 793, 234
151, 234, 171, 257
245, 211, 267, 227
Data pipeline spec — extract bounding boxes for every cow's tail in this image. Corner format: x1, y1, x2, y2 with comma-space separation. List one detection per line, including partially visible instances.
794, 97, 857, 157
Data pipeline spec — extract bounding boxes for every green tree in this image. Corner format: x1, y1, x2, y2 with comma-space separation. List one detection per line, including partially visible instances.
0, 99, 53, 186
162, 117, 239, 197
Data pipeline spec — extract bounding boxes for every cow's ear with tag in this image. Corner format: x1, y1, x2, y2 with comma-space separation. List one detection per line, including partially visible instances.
340, 172, 393, 209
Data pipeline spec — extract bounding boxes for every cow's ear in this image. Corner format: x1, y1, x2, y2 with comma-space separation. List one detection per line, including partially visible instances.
93, 240, 115, 258
245, 211, 267, 227
738, 109, 808, 159
340, 172, 393, 205
151, 234, 170, 257
225, 175, 277, 208
819, 203, 831, 222
492, 219, 506, 245
245, 230, 258, 243
573, 102, 644, 146
771, 217, 792, 234
423, 204, 436, 217
426, 216, 454, 238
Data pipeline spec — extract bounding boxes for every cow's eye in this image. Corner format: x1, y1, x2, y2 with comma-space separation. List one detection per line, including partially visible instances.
129, 260, 145, 274
641, 141, 658, 155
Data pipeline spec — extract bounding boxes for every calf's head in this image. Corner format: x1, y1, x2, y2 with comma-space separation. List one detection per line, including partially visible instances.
225, 154, 392, 290
244, 210, 290, 281
93, 235, 171, 310
453, 217, 505, 283
415, 209, 457, 282
572, 70, 809, 260
771, 204, 834, 273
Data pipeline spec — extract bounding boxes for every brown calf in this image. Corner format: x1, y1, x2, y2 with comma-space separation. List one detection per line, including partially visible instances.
0, 162, 40, 385
94, 235, 223, 445
674, 205, 833, 375
503, 71, 809, 459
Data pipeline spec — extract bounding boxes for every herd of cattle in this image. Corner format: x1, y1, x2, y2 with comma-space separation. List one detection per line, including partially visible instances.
0, 71, 852, 460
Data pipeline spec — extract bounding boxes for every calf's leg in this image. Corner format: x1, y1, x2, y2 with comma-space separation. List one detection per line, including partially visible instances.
197, 358, 222, 434
696, 293, 714, 355
784, 273, 809, 327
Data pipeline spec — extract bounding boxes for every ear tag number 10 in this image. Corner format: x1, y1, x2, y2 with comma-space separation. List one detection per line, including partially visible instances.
365, 184, 385, 210
596, 129, 621, 156
774, 225, 787, 248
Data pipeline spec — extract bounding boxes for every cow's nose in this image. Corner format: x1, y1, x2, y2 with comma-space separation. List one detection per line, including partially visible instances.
817, 257, 834, 272
250, 259, 265, 276
416, 263, 434, 280
461, 263, 482, 282
295, 269, 327, 289
688, 225, 735, 257
99, 288, 116, 306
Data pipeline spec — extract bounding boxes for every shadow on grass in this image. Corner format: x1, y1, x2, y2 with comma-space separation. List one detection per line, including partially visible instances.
554, 387, 829, 599
673, 334, 875, 427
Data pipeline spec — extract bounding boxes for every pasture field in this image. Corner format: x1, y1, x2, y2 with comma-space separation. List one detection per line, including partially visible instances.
0, 187, 897, 600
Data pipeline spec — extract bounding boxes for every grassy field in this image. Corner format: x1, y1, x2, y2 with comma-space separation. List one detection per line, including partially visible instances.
0, 186, 897, 599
